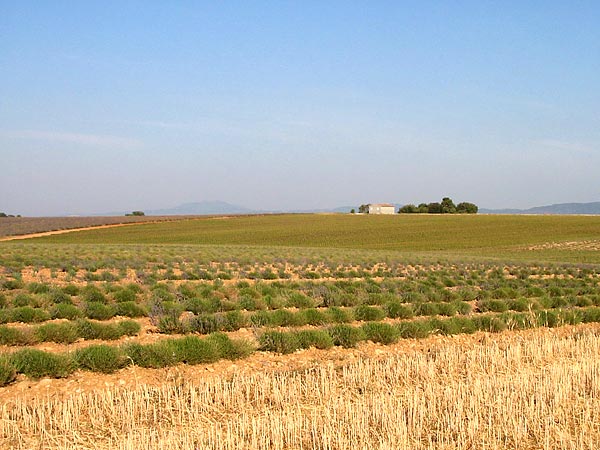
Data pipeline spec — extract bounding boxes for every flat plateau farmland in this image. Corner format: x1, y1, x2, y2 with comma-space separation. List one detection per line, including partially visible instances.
1, 214, 600, 449
27, 213, 600, 263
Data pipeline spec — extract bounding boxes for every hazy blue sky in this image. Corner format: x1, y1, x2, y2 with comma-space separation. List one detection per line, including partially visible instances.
1, 1, 599, 216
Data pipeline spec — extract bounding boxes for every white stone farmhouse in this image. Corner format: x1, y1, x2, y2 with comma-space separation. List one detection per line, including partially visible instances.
368, 203, 396, 215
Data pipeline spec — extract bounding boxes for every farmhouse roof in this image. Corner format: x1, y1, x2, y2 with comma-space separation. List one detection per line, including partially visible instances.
369, 203, 395, 207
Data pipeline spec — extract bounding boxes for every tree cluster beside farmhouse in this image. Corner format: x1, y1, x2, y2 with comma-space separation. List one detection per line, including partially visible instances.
398, 198, 478, 214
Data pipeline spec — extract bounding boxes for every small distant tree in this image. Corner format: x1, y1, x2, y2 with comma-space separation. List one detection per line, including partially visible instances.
456, 202, 478, 214
427, 202, 442, 214
417, 203, 429, 213
0, 213, 7, 218
126, 211, 145, 216
441, 197, 456, 214
350, 209, 356, 214
398, 204, 418, 214
358, 204, 369, 214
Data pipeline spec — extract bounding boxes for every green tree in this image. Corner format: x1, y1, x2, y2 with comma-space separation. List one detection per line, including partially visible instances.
398, 204, 418, 213
358, 204, 369, 214
441, 197, 456, 214
427, 202, 442, 214
417, 203, 429, 213
456, 202, 478, 214
350, 209, 356, 214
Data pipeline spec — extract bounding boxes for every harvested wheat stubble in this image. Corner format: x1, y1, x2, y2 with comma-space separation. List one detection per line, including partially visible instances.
1, 324, 599, 450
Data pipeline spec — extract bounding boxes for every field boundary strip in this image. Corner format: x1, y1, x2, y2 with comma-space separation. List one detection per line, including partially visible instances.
0, 222, 165, 242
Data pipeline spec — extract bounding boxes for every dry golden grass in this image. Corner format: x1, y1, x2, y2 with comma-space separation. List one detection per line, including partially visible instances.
2, 326, 599, 449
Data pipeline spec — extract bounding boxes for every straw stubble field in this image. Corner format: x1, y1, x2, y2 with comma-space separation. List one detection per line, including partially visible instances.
1, 214, 599, 449
2, 325, 599, 449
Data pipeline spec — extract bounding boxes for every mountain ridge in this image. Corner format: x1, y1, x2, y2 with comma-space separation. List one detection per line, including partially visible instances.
89, 200, 600, 217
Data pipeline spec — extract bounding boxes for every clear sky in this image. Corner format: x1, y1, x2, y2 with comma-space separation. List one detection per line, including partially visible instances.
1, 1, 599, 216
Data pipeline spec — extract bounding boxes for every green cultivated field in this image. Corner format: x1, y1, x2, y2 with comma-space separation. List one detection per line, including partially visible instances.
25, 214, 600, 263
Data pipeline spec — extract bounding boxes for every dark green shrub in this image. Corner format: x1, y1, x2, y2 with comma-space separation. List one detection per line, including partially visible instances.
259, 331, 300, 354
327, 306, 354, 323
295, 330, 334, 349
75, 345, 126, 373
239, 296, 267, 311
456, 287, 478, 301
151, 300, 183, 319
62, 284, 80, 296
384, 302, 414, 319
114, 301, 147, 318
574, 296, 593, 307
11, 349, 73, 378
117, 320, 141, 336
472, 316, 507, 332
478, 299, 509, 313
28, 282, 50, 294
84, 302, 115, 320
415, 302, 440, 316
184, 314, 222, 334
150, 285, 175, 302
250, 310, 272, 327
396, 320, 433, 339
157, 316, 184, 334
453, 301, 472, 315
163, 336, 220, 364
76, 319, 121, 340
354, 305, 386, 322
0, 357, 16, 386
264, 295, 286, 310
124, 283, 143, 294
328, 324, 365, 348
81, 285, 108, 304
0, 293, 6, 309
581, 307, 600, 323
11, 307, 50, 323
184, 298, 220, 314
560, 309, 582, 325
507, 298, 530, 312
0, 325, 38, 345
540, 296, 569, 308
36, 322, 79, 344
123, 342, 175, 368
2, 279, 24, 290
301, 308, 330, 326
589, 295, 600, 307
535, 310, 560, 328
205, 333, 254, 359
113, 288, 137, 303
491, 287, 518, 299
0, 309, 11, 324
437, 303, 457, 317
47, 289, 72, 305
402, 292, 427, 303
222, 310, 248, 331
361, 322, 400, 344
444, 317, 477, 334
13, 293, 36, 307
270, 309, 304, 327
50, 303, 83, 320
286, 292, 315, 308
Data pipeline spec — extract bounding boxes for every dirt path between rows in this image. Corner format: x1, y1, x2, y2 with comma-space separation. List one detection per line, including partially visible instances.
0, 221, 169, 242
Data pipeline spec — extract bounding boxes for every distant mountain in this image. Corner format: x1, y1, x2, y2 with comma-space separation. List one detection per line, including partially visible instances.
145, 201, 256, 216
94, 201, 408, 217
481, 202, 600, 215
